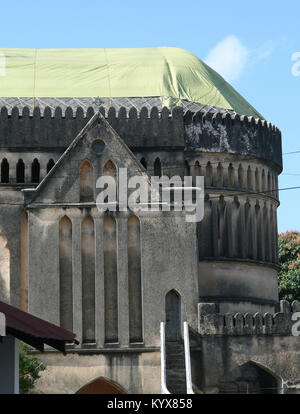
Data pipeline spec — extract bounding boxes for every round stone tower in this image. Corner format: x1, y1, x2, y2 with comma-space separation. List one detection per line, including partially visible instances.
184, 107, 282, 314
0, 47, 287, 394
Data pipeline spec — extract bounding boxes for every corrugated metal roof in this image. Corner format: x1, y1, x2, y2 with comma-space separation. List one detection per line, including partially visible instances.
0, 301, 78, 353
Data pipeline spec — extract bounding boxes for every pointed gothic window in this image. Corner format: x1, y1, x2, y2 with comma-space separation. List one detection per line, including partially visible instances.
140, 158, 147, 169
80, 160, 94, 202
47, 159, 55, 173
154, 158, 162, 178
16, 159, 25, 183
1, 159, 9, 183
31, 159, 40, 183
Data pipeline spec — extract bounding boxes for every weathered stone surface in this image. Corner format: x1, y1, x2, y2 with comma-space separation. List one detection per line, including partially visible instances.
264, 313, 273, 335
292, 300, 300, 313
198, 302, 219, 316
253, 312, 264, 335
280, 300, 291, 314
244, 313, 254, 335
0, 99, 293, 394
234, 313, 244, 335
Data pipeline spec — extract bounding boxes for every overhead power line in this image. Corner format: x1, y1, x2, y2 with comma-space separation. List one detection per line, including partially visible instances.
207, 186, 300, 201
283, 150, 300, 155
0, 185, 298, 207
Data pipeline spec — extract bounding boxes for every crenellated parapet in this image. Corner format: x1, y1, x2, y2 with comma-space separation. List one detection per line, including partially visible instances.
184, 110, 282, 171
103, 106, 184, 148
198, 301, 300, 336
0, 104, 282, 170
0, 105, 184, 149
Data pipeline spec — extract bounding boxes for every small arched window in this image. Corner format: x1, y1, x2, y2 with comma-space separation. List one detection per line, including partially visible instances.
103, 160, 117, 178
216, 163, 223, 187
184, 161, 190, 177
255, 168, 260, 192
267, 171, 271, 193
262, 169, 266, 192
238, 164, 244, 188
205, 162, 213, 186
1, 158, 9, 183
193, 161, 201, 186
80, 160, 94, 202
102, 161, 117, 205
194, 161, 201, 177
154, 158, 162, 178
47, 159, 55, 174
140, 158, 147, 169
31, 159, 40, 183
16, 159, 25, 183
228, 163, 235, 187
247, 166, 253, 190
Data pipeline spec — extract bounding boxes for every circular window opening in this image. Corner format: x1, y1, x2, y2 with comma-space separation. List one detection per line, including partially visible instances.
92, 140, 106, 155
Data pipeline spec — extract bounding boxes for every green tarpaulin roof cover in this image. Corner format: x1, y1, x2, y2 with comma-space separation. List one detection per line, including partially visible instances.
0, 47, 262, 118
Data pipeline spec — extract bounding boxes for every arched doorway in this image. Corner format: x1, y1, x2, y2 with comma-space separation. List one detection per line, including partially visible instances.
76, 377, 127, 394
220, 361, 280, 394
165, 290, 181, 341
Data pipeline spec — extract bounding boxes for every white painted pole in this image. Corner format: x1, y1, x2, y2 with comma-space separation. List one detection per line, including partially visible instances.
183, 321, 194, 394
160, 322, 170, 394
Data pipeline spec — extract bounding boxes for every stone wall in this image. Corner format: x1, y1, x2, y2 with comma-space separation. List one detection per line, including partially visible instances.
0, 106, 184, 149
184, 109, 282, 170
33, 349, 161, 394
194, 301, 300, 393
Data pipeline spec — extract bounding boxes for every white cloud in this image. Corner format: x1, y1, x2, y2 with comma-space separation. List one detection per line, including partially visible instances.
205, 35, 249, 82
205, 35, 276, 83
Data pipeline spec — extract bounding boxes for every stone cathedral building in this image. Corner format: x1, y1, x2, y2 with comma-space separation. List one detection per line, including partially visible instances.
0, 47, 300, 394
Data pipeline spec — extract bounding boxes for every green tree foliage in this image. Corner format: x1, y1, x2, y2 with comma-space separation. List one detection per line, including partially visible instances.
278, 230, 300, 302
19, 342, 46, 394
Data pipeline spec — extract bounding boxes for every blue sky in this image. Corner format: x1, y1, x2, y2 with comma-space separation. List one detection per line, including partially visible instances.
0, 0, 299, 232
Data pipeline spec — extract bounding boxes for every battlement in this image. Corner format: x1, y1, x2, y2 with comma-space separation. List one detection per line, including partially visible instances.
185, 109, 282, 170
0, 105, 184, 149
198, 301, 300, 337
0, 104, 283, 169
